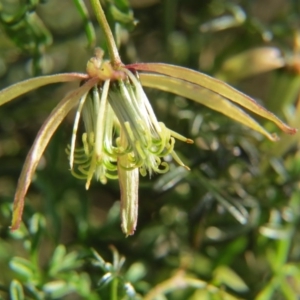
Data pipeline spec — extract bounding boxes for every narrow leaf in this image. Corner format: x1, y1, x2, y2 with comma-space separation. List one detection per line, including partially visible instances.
0, 73, 88, 106
10, 280, 25, 300
139, 73, 279, 141
9, 257, 34, 279
214, 266, 249, 292
72, 0, 96, 48
127, 63, 296, 135
11, 78, 98, 230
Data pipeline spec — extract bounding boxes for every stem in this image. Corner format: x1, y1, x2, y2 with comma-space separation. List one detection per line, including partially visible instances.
111, 277, 118, 300
90, 0, 121, 67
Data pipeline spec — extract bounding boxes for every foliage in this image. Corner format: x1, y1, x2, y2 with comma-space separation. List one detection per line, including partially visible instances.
0, 0, 300, 299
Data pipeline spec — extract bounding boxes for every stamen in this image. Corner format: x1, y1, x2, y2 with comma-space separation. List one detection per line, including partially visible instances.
82, 133, 90, 156
123, 68, 162, 133
124, 122, 136, 142
95, 80, 110, 159
69, 68, 193, 189
70, 92, 89, 169
169, 129, 194, 144
70, 169, 90, 180
153, 161, 169, 174
135, 141, 147, 160
160, 137, 175, 156
171, 151, 190, 170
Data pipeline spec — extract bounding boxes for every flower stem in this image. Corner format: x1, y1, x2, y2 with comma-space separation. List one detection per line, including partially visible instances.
111, 277, 118, 300
90, 0, 121, 67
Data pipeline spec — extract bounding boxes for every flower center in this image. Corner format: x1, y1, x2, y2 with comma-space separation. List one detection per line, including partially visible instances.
67, 68, 193, 188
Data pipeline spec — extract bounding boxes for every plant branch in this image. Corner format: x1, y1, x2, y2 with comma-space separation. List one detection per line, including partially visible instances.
90, 0, 121, 67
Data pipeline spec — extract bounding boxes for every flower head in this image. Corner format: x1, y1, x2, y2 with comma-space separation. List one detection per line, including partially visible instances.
64, 51, 195, 235
0, 47, 296, 235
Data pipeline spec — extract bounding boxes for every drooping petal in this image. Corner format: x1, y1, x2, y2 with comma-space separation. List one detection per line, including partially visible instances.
118, 155, 139, 237
126, 63, 297, 135
0, 73, 88, 106
11, 78, 98, 230
118, 130, 139, 237
139, 73, 279, 141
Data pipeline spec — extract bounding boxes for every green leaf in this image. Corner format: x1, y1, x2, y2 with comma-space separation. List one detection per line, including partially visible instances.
153, 166, 189, 192
72, 0, 96, 48
124, 282, 136, 297
10, 280, 24, 300
49, 245, 67, 276
28, 213, 46, 236
214, 266, 249, 293
91, 249, 107, 269
127, 63, 297, 136
97, 272, 113, 288
49, 245, 82, 276
28, 213, 46, 254
43, 281, 74, 299
126, 262, 147, 283
10, 77, 98, 230
9, 257, 35, 279
279, 277, 298, 300
255, 278, 279, 300
75, 273, 92, 297
109, 4, 135, 25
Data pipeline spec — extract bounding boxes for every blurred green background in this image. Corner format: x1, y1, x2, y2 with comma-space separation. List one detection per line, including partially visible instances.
0, 0, 300, 299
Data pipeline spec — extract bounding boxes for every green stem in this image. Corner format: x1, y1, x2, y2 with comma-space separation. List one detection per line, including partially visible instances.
111, 277, 118, 300
90, 0, 121, 67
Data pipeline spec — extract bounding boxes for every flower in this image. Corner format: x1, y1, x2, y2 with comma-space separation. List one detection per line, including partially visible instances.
67, 49, 194, 235
0, 48, 296, 235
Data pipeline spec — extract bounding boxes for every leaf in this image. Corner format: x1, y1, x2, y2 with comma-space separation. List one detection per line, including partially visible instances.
10, 280, 24, 300
139, 73, 279, 142
10, 78, 98, 230
28, 213, 46, 254
0, 73, 88, 106
91, 249, 107, 268
126, 262, 147, 283
9, 257, 35, 279
43, 281, 72, 299
127, 63, 297, 135
97, 272, 113, 288
75, 273, 92, 297
73, 0, 96, 48
255, 278, 278, 300
196, 171, 248, 225
214, 266, 249, 293
124, 282, 136, 297
153, 166, 189, 192
49, 245, 80, 276
279, 277, 298, 300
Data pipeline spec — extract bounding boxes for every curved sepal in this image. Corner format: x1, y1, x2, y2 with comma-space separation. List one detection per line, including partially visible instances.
11, 78, 98, 230
118, 153, 139, 237
127, 63, 297, 136
0, 73, 88, 106
139, 73, 280, 141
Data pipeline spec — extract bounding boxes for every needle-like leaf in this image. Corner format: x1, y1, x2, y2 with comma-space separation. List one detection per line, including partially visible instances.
127, 63, 297, 135
0, 73, 88, 106
11, 78, 98, 230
